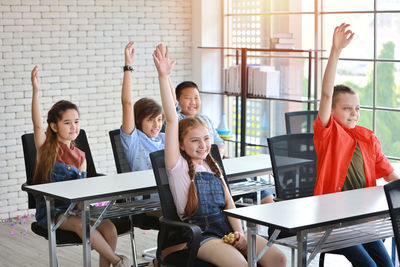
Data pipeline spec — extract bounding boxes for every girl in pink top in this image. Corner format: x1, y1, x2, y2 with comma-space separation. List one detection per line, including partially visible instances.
153, 45, 286, 267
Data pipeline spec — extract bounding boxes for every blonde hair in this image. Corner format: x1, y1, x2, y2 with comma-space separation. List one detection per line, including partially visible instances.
178, 116, 226, 217
33, 100, 79, 185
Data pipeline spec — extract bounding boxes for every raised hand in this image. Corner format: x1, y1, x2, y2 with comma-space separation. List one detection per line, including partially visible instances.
121, 41, 136, 135
153, 44, 175, 77
318, 23, 355, 127
31, 65, 40, 93
31, 65, 46, 149
332, 23, 355, 52
125, 41, 135, 66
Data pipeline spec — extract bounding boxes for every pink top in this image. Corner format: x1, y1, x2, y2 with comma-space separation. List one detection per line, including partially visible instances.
166, 155, 213, 220
56, 142, 85, 170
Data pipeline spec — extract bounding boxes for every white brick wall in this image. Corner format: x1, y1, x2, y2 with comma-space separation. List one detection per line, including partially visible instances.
0, 0, 193, 219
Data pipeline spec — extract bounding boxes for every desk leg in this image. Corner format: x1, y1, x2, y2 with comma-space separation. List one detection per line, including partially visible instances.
297, 231, 307, 267
247, 221, 257, 267
45, 197, 57, 267
82, 200, 91, 267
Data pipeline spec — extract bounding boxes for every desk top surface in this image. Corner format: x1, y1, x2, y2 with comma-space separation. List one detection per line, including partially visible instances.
224, 186, 389, 233
223, 154, 271, 179
22, 154, 273, 201
22, 170, 156, 202
22, 154, 309, 202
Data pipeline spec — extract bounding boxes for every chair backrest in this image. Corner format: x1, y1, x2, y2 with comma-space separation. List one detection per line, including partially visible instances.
384, 179, 400, 259
21, 133, 37, 209
149, 144, 226, 221
21, 129, 99, 209
267, 133, 317, 200
74, 129, 99, 178
285, 110, 318, 134
109, 129, 132, 173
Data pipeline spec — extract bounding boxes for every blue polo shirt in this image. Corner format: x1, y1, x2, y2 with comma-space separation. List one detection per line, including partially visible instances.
120, 126, 165, 172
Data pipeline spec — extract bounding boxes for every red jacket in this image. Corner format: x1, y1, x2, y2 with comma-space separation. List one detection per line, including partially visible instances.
313, 115, 393, 195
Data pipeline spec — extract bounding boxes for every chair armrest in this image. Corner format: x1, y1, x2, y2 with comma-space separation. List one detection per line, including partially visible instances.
21, 182, 28, 190
158, 216, 202, 267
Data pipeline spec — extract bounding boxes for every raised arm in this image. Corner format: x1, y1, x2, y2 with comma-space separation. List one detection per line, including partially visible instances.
31, 66, 46, 150
168, 76, 177, 105
121, 41, 136, 135
319, 23, 354, 127
153, 44, 178, 169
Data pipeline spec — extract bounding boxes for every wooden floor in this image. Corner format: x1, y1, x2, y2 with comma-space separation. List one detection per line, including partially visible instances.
0, 215, 157, 267
4, 215, 393, 267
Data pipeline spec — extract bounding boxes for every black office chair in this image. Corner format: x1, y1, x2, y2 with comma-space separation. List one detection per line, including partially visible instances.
108, 129, 160, 230
384, 179, 400, 260
267, 133, 317, 201
109, 129, 164, 266
149, 145, 227, 267
285, 110, 318, 134
109, 129, 132, 174
267, 133, 342, 266
21, 130, 132, 246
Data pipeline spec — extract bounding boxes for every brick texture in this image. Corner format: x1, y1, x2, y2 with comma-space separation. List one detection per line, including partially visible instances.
0, 0, 192, 219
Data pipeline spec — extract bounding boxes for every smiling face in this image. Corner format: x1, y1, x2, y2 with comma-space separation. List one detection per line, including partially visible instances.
180, 125, 211, 165
178, 87, 201, 116
140, 113, 163, 138
50, 109, 80, 145
332, 92, 360, 129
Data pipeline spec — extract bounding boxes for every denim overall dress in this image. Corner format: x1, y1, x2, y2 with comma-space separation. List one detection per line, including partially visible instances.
35, 162, 86, 228
184, 171, 233, 245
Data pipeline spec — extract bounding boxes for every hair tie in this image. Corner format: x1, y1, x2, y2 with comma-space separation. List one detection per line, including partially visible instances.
191, 179, 195, 183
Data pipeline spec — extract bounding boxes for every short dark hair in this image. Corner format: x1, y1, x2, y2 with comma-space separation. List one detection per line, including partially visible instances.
175, 81, 199, 99
134, 98, 162, 131
332, 84, 357, 108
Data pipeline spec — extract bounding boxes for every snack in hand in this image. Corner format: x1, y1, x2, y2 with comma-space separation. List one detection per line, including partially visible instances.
222, 232, 235, 245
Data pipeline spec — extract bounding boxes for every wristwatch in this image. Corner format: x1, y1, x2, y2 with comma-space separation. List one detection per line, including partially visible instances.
123, 65, 134, 72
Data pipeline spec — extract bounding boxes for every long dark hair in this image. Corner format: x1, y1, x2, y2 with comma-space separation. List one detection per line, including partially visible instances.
33, 100, 79, 184
178, 115, 225, 217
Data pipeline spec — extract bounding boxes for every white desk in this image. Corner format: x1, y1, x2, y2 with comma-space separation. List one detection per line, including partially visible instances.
223, 186, 393, 267
21, 154, 274, 267
224, 154, 275, 199
22, 170, 157, 267
223, 154, 272, 180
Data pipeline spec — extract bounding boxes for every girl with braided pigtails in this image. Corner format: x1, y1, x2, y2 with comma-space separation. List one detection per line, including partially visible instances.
153, 44, 286, 267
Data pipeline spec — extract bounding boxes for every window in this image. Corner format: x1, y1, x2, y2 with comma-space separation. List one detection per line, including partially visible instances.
320, 1, 400, 160
223, 0, 315, 156
223, 0, 400, 160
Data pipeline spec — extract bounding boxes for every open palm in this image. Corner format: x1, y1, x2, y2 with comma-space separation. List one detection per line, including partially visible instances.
31, 66, 40, 93
332, 23, 355, 51
125, 41, 135, 66
153, 44, 175, 76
